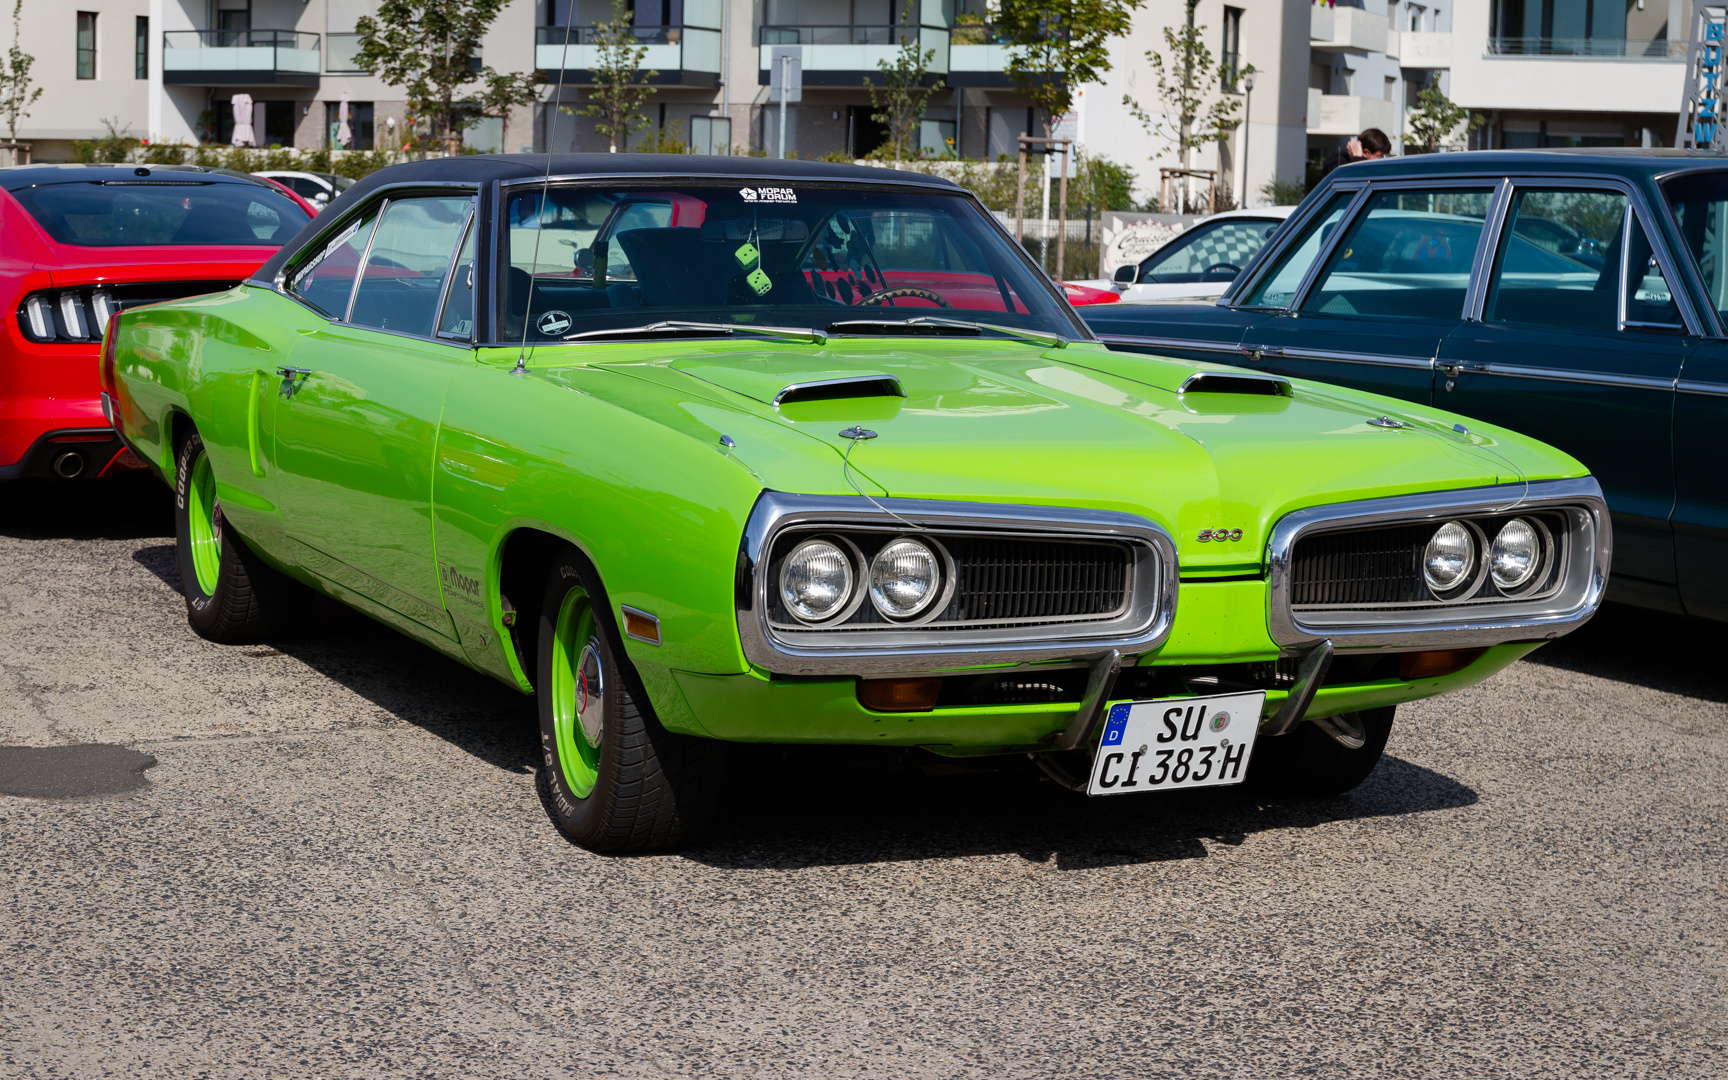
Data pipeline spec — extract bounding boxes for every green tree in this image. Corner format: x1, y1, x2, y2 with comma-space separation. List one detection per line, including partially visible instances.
0, 0, 42, 165
1406, 74, 1483, 152
478, 69, 544, 153
577, 0, 658, 152
998, 0, 1143, 142
354, 0, 521, 156
1124, 3, 1249, 211
864, 6, 942, 160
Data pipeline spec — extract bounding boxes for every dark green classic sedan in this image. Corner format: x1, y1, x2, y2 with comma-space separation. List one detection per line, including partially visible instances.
1084, 150, 1727, 623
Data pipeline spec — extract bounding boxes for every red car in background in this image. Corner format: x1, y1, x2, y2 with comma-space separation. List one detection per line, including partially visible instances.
1, 164, 312, 482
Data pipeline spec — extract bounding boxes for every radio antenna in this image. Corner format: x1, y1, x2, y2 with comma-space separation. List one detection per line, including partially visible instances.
515, 0, 579, 375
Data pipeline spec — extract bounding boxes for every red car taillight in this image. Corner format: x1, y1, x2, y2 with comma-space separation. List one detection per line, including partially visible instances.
99, 312, 122, 426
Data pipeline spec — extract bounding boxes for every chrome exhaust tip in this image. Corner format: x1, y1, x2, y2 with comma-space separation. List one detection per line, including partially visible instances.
51, 450, 86, 479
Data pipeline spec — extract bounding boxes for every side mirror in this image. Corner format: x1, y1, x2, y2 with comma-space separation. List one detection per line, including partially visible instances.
1112, 264, 1138, 284
314, 192, 330, 205
575, 247, 594, 274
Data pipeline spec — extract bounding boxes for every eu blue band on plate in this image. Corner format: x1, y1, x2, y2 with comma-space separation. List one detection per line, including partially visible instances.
1101, 703, 1131, 746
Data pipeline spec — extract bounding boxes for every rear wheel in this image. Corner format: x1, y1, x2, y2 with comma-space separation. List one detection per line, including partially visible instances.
535, 546, 723, 852
1248, 707, 1395, 797
174, 430, 300, 642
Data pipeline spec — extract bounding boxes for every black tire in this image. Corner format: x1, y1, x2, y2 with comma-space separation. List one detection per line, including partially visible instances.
174, 429, 301, 643
1248, 706, 1396, 797
535, 544, 723, 852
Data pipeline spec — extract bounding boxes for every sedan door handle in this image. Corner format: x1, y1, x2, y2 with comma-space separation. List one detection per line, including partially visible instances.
276, 367, 312, 399
1241, 345, 1283, 362
1439, 361, 1487, 377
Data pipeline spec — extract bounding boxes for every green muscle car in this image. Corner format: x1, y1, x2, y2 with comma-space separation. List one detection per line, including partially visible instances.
101, 156, 1610, 851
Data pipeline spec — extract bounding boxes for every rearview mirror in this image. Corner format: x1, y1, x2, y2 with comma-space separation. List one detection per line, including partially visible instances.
1112, 265, 1138, 284
575, 247, 594, 273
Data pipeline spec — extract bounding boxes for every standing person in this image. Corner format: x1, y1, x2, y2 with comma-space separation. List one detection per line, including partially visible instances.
1321, 128, 1392, 177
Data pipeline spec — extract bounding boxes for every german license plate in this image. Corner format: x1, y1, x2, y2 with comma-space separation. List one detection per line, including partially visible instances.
1086, 691, 1266, 796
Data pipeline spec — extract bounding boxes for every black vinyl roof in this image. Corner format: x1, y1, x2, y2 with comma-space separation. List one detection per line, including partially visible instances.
251, 153, 963, 286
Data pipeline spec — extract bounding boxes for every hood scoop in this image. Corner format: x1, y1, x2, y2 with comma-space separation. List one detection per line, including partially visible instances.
675, 358, 904, 406
1179, 370, 1292, 397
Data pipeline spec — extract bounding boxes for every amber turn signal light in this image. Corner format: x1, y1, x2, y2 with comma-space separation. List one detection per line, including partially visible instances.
1399, 648, 1486, 681
857, 677, 942, 713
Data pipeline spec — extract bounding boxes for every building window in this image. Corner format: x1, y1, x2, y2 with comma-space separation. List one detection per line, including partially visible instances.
1384, 75, 1397, 101
76, 12, 96, 79
1220, 7, 1243, 92
135, 16, 147, 79
325, 100, 376, 150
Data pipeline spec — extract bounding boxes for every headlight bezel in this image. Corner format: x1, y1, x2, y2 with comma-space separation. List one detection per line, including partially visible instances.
776, 535, 866, 626
867, 536, 955, 623
1489, 516, 1551, 594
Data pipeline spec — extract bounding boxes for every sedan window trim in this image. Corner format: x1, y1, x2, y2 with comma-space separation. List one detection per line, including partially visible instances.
1225, 182, 1366, 308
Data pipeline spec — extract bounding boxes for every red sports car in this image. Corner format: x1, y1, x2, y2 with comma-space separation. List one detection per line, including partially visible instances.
1, 164, 312, 481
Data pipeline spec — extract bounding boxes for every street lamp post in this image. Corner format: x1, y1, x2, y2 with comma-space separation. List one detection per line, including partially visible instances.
1240, 69, 1255, 208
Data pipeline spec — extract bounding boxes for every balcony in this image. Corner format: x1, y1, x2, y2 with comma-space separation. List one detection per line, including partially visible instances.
162, 30, 320, 86
1311, 5, 1388, 54
948, 22, 1016, 87
535, 24, 722, 86
757, 25, 949, 85
1307, 91, 1401, 136
1400, 30, 1451, 68
1486, 36, 1682, 58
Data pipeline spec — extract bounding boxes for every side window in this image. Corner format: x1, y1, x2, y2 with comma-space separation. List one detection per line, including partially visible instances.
290, 205, 380, 319
1241, 190, 1356, 307
437, 217, 478, 340
1302, 188, 1493, 321
349, 195, 474, 336
1140, 220, 1281, 284
1624, 216, 1682, 328
1483, 189, 1626, 333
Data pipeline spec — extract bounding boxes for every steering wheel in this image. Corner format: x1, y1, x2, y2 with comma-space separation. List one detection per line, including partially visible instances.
858, 286, 952, 308
1201, 263, 1242, 280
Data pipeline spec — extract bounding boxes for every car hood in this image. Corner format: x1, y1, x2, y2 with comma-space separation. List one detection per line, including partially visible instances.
530, 338, 1586, 572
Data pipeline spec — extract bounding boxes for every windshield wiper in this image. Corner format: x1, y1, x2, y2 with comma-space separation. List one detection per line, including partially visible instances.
826, 316, 1065, 348
564, 320, 826, 344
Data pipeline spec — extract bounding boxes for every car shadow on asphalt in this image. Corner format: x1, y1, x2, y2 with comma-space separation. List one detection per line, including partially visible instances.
0, 474, 172, 541
1522, 601, 1726, 703
687, 745, 1476, 871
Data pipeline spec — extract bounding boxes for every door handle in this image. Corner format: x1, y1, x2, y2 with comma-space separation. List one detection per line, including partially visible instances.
276, 367, 312, 399
1439, 361, 1485, 391
1241, 345, 1283, 362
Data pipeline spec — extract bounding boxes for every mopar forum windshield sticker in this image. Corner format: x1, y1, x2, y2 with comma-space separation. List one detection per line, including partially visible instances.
739, 186, 797, 203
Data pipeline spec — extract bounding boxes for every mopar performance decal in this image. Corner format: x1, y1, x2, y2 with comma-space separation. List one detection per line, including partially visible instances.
440, 562, 482, 605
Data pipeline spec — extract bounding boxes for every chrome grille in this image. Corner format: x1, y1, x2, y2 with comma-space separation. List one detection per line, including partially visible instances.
1291, 524, 1433, 606
769, 532, 1132, 630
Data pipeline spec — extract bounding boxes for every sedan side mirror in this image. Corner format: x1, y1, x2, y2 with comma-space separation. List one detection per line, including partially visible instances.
1112, 264, 1138, 284
575, 247, 594, 274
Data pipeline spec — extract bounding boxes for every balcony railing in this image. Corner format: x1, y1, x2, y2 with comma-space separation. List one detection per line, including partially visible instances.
1487, 36, 1683, 58
536, 24, 721, 81
162, 29, 321, 84
535, 25, 699, 45
759, 24, 919, 45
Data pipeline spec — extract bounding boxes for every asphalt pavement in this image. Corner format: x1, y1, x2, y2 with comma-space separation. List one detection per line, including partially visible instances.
1, 475, 1723, 1079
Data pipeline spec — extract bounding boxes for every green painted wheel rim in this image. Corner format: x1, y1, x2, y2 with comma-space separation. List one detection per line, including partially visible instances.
550, 587, 603, 799
186, 449, 222, 596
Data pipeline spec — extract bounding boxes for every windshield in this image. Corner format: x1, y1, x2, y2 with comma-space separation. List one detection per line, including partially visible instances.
1138, 217, 1281, 284
1663, 171, 1728, 324
501, 182, 1083, 342
10, 180, 306, 247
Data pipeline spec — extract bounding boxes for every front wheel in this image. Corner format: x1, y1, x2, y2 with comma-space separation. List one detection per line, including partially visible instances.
1247, 706, 1395, 797
535, 546, 723, 852
174, 430, 301, 643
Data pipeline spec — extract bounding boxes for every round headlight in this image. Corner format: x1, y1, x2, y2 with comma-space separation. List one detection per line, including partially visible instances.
1490, 518, 1540, 590
1423, 520, 1476, 593
869, 539, 942, 618
779, 539, 854, 622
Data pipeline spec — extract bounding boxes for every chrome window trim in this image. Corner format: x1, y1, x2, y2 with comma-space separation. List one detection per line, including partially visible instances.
486, 175, 1092, 348
1465, 174, 1707, 335
1236, 184, 1371, 311
1461, 178, 1515, 321
736, 492, 1179, 676
1266, 477, 1611, 649
1292, 179, 1504, 317
1225, 182, 1366, 307
433, 202, 480, 343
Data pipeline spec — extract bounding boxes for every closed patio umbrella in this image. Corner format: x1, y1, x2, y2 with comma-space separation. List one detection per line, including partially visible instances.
337, 92, 353, 149
230, 94, 255, 147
